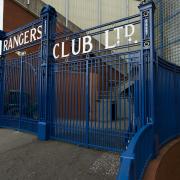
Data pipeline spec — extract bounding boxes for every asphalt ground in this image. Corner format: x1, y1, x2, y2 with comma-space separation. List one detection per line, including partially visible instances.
0, 128, 119, 180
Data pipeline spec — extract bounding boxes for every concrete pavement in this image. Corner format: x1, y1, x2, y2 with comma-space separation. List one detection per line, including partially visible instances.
0, 128, 119, 180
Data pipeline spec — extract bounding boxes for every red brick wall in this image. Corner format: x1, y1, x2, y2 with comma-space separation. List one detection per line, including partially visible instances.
3, 0, 37, 32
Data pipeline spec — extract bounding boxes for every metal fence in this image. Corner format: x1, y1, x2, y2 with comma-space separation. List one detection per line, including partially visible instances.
0, 3, 144, 152
0, 52, 40, 133
118, 54, 180, 180
155, 57, 180, 145
0, 1, 179, 179
49, 11, 142, 151
118, 1, 180, 179
50, 51, 141, 151
118, 123, 154, 180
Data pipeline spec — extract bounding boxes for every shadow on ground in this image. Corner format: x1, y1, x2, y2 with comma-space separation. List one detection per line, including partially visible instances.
0, 129, 119, 180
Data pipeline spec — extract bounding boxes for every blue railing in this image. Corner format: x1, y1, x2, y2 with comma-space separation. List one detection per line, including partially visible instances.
154, 57, 180, 146
117, 123, 154, 180
0, 1, 179, 180
118, 56, 180, 180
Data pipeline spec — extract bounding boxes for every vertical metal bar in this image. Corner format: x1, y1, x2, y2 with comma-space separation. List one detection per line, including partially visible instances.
94, 59, 97, 129
134, 80, 139, 130
89, 60, 92, 144
123, 59, 126, 130
102, 61, 104, 129
106, 57, 108, 129
83, 62, 86, 142
85, 59, 89, 146
93, 59, 96, 146
110, 63, 112, 130
79, 61, 82, 138
118, 55, 121, 130
69, 62, 73, 139
64, 63, 67, 139
90, 61, 93, 130
0, 56, 5, 116
114, 56, 117, 130
19, 56, 23, 129
60, 65, 63, 136
76, 62, 79, 142
128, 60, 131, 132
0, 31, 6, 117
72, 63, 75, 140
149, 2, 155, 125
98, 59, 100, 129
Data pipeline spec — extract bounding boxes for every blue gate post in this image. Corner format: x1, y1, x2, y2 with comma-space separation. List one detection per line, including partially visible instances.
0, 31, 6, 118
38, 5, 57, 140
139, 1, 155, 125
139, 0, 156, 154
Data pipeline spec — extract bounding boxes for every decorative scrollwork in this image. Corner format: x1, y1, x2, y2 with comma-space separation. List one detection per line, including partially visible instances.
144, 40, 150, 47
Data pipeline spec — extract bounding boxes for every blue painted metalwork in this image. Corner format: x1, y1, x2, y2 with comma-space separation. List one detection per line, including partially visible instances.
0, 30, 6, 116
118, 55, 180, 180
50, 50, 141, 152
0, 1, 179, 179
154, 57, 180, 145
0, 52, 40, 134
85, 59, 89, 146
45, 8, 142, 152
139, 1, 155, 126
118, 123, 154, 180
118, 2, 156, 179
3, 19, 42, 55
38, 5, 57, 140
118, 1, 180, 179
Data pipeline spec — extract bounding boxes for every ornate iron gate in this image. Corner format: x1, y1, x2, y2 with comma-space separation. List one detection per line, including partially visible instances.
46, 8, 143, 151
50, 51, 141, 151
1, 52, 40, 133
0, 2, 154, 152
0, 18, 42, 133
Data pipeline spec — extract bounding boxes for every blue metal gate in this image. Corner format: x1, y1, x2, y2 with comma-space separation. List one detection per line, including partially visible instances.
50, 51, 141, 151
0, 52, 40, 133
0, 2, 153, 152
45, 10, 143, 151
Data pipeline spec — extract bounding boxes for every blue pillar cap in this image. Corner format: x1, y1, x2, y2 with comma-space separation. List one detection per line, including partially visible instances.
0, 30, 6, 40
40, 5, 57, 17
138, 0, 156, 11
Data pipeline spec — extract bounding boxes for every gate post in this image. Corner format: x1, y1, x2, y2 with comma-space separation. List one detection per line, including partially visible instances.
139, 1, 156, 156
38, 5, 57, 140
0, 30, 6, 117
139, 1, 155, 125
